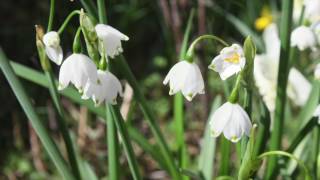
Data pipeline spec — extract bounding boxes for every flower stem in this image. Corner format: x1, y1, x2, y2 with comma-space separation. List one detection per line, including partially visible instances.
0, 50, 75, 180
47, 0, 55, 31
110, 105, 142, 180
106, 104, 120, 180
58, 10, 81, 34
97, 0, 107, 24
313, 125, 320, 179
185, 35, 229, 62
259, 151, 311, 180
219, 137, 231, 175
73, 27, 82, 53
228, 73, 242, 103
266, 0, 293, 178
44, 71, 82, 180
117, 56, 181, 179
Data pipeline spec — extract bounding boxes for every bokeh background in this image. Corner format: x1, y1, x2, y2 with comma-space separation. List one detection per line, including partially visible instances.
0, 0, 276, 179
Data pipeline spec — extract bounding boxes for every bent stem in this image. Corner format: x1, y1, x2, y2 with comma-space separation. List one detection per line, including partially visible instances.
259, 151, 311, 180
58, 10, 81, 34
0, 50, 75, 180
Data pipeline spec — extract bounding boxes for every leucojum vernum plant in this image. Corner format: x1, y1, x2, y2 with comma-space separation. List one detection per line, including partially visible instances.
1, 0, 320, 179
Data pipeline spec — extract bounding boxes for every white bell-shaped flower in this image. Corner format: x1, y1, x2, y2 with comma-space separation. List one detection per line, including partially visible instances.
209, 44, 246, 80
58, 53, 98, 92
43, 31, 63, 65
82, 70, 123, 105
254, 23, 311, 112
314, 63, 320, 79
95, 24, 129, 59
313, 105, 320, 124
209, 102, 252, 143
163, 61, 204, 101
304, 0, 320, 23
291, 26, 317, 51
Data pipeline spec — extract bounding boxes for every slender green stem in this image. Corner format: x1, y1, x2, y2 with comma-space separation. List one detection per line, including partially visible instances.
175, 9, 194, 178
219, 137, 231, 175
47, 0, 55, 31
116, 56, 181, 179
73, 27, 82, 53
228, 73, 242, 103
185, 35, 229, 62
266, 0, 293, 178
0, 50, 75, 180
106, 104, 119, 180
110, 105, 141, 180
45, 71, 82, 179
58, 10, 81, 34
97, 0, 107, 24
259, 151, 311, 180
80, 0, 98, 20
313, 125, 320, 179
287, 117, 318, 153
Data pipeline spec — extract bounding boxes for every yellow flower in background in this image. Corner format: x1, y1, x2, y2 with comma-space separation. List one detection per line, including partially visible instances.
255, 6, 273, 31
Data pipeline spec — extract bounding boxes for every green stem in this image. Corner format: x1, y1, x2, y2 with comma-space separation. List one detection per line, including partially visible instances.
0, 50, 75, 180
58, 10, 81, 34
228, 73, 242, 103
73, 27, 82, 53
185, 35, 229, 62
110, 105, 142, 180
79, 0, 98, 20
259, 151, 311, 180
313, 125, 320, 179
266, 0, 293, 178
286, 117, 318, 153
219, 137, 231, 175
45, 71, 82, 179
47, 0, 55, 31
116, 56, 181, 179
97, 0, 107, 24
106, 104, 119, 180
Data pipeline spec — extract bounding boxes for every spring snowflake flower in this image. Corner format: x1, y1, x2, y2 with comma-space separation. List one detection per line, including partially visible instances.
209, 102, 252, 143
43, 31, 63, 65
58, 53, 98, 92
209, 44, 246, 80
304, 0, 320, 23
313, 105, 320, 124
291, 26, 317, 51
163, 61, 204, 101
82, 70, 123, 106
95, 24, 129, 59
254, 23, 311, 112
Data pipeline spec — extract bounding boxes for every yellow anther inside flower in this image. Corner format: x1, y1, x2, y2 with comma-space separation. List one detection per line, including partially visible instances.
224, 53, 240, 64
255, 6, 273, 31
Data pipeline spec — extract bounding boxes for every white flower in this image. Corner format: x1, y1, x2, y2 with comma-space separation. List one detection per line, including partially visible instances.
209, 44, 246, 80
58, 53, 98, 91
95, 24, 129, 59
82, 70, 123, 105
304, 0, 320, 23
43, 31, 63, 65
311, 21, 320, 44
313, 105, 320, 124
291, 26, 317, 51
254, 23, 311, 112
163, 61, 204, 101
209, 102, 252, 143
314, 63, 320, 79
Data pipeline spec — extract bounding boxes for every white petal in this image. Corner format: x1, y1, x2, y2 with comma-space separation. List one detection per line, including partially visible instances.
291, 26, 317, 51
43, 31, 60, 47
314, 63, 320, 79
181, 63, 205, 101
287, 68, 311, 106
45, 46, 63, 65
209, 102, 233, 137
263, 23, 280, 58
58, 56, 74, 90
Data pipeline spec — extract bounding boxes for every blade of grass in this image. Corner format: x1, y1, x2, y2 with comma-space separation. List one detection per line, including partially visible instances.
266, 0, 293, 178
175, 9, 194, 177
198, 96, 222, 180
0, 50, 75, 180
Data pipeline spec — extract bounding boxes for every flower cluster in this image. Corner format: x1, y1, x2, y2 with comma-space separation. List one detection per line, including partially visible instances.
41, 14, 128, 106
163, 39, 252, 142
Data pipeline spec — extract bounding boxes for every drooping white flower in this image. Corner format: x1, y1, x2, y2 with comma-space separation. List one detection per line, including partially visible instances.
291, 26, 317, 51
254, 23, 311, 112
313, 105, 320, 124
314, 63, 320, 79
209, 44, 246, 80
304, 0, 320, 23
163, 61, 204, 101
209, 102, 252, 143
43, 31, 63, 65
95, 24, 129, 59
311, 21, 320, 44
82, 70, 123, 105
58, 53, 98, 92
